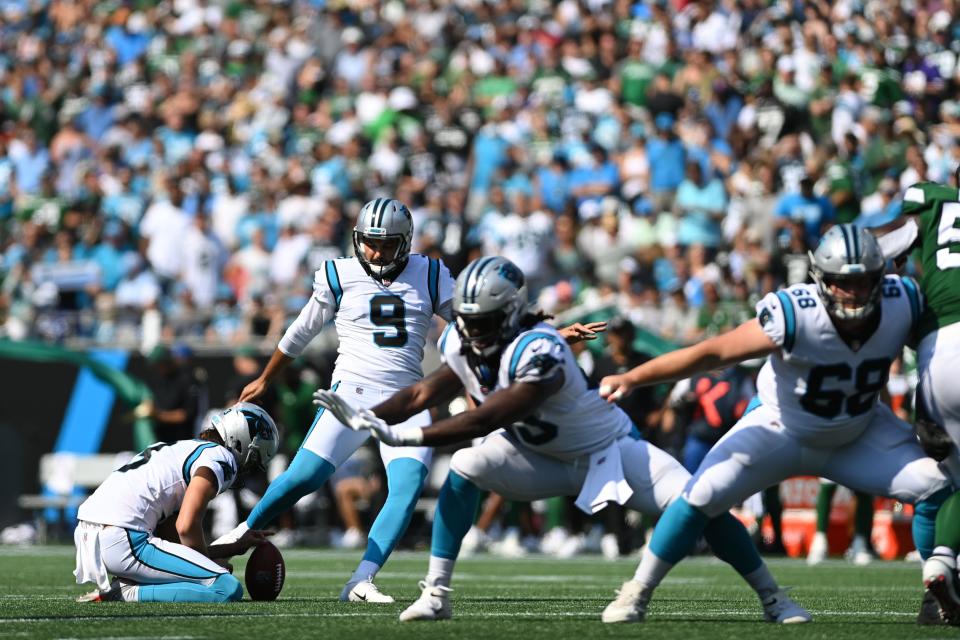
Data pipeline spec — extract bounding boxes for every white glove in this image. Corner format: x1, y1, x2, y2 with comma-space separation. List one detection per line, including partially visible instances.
312, 390, 422, 446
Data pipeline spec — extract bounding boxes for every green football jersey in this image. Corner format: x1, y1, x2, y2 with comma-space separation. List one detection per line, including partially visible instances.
902, 182, 960, 337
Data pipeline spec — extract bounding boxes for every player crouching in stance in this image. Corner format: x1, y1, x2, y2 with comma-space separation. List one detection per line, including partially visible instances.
598, 223, 952, 623
73, 403, 279, 602
314, 256, 809, 623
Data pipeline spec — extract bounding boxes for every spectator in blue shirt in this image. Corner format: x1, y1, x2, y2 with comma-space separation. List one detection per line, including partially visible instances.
534, 153, 570, 215
773, 175, 836, 247
647, 112, 686, 213
676, 161, 728, 248
568, 144, 619, 207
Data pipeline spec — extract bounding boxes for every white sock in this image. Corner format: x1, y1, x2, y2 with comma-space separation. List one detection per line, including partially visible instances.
350, 560, 382, 584
743, 565, 779, 600
211, 521, 248, 546
632, 546, 673, 591
425, 556, 455, 588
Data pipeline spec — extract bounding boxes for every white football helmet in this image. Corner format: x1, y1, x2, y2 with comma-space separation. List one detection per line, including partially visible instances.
353, 197, 413, 282
208, 402, 279, 472
453, 256, 528, 358
809, 223, 885, 321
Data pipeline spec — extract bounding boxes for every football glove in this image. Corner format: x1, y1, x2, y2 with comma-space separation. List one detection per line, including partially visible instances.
311, 390, 422, 446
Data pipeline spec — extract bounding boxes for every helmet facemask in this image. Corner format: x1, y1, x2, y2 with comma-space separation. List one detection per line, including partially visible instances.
807, 223, 886, 324
811, 268, 883, 321
353, 231, 409, 282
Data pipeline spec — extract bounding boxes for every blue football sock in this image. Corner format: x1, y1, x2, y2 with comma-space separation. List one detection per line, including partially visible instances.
137, 574, 242, 603
703, 512, 763, 576
649, 497, 709, 564
431, 471, 480, 560
362, 458, 428, 565
247, 448, 335, 529
914, 487, 951, 561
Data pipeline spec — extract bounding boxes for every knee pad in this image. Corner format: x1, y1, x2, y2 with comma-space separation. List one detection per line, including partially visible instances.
213, 574, 243, 602
449, 448, 483, 483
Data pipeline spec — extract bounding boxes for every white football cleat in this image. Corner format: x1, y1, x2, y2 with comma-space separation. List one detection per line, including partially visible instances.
601, 580, 650, 623
806, 531, 827, 565
340, 578, 395, 603
540, 527, 570, 555
844, 535, 873, 566
923, 554, 960, 625
490, 527, 527, 558
334, 527, 365, 550
399, 581, 452, 621
460, 525, 490, 556
761, 589, 812, 623
601, 533, 620, 560
76, 579, 123, 603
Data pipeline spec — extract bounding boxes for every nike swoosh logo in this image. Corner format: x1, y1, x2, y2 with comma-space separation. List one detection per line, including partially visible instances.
356, 593, 367, 601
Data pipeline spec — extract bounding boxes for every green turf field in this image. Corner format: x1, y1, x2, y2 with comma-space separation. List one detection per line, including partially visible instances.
0, 546, 950, 639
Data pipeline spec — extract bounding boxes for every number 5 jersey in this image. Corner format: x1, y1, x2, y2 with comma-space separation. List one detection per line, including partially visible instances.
755, 275, 921, 447
78, 440, 239, 533
278, 255, 454, 390
438, 322, 635, 461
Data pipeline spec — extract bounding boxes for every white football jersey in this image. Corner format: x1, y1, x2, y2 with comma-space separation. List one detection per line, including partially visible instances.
755, 275, 922, 447
315, 254, 454, 389
78, 440, 238, 533
439, 322, 634, 461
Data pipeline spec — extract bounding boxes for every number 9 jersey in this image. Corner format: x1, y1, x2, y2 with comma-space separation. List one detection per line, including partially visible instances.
439, 322, 635, 461
754, 275, 922, 447
279, 254, 454, 390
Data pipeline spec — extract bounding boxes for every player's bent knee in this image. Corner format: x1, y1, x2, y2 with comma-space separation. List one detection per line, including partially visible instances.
449, 448, 485, 484
212, 574, 243, 602
684, 480, 723, 517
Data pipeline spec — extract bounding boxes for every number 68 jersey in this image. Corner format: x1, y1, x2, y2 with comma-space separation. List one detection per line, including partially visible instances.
77, 440, 238, 533
755, 275, 922, 447
439, 322, 634, 461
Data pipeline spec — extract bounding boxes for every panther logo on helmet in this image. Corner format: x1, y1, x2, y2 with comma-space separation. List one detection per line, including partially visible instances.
453, 256, 529, 359
210, 402, 279, 473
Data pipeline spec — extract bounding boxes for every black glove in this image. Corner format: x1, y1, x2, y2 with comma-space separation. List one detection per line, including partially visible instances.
915, 415, 954, 462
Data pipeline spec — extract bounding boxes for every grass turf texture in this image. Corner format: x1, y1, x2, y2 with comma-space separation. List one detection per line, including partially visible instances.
0, 546, 945, 639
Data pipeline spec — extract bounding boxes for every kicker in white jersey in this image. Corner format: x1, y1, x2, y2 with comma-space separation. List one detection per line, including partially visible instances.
439, 321, 633, 460
279, 253, 454, 390
78, 440, 238, 532
754, 274, 923, 447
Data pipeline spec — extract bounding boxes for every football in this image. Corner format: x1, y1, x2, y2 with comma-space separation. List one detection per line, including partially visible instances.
244, 541, 285, 601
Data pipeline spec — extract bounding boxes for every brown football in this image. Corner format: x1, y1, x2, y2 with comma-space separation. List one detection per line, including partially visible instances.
244, 541, 285, 601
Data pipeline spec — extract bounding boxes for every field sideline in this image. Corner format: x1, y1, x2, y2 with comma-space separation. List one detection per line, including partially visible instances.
0, 546, 948, 639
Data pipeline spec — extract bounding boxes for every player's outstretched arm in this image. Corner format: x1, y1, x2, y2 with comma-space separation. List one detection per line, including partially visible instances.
411, 374, 565, 447
599, 319, 776, 402
177, 467, 272, 559
372, 364, 465, 425
558, 321, 607, 344
239, 349, 295, 403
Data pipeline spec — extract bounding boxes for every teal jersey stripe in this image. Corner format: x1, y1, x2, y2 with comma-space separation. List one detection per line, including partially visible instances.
325, 260, 343, 309
743, 395, 761, 415
902, 276, 921, 334
182, 443, 218, 484
439, 324, 454, 355
508, 331, 562, 380
775, 291, 797, 352
428, 258, 440, 313
127, 530, 220, 580
302, 381, 340, 446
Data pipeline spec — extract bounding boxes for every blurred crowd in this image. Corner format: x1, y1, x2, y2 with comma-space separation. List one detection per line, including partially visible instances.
3, 0, 959, 349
